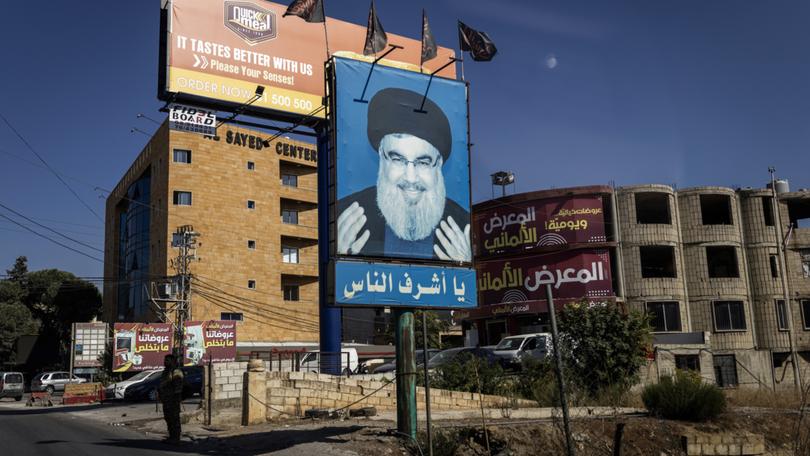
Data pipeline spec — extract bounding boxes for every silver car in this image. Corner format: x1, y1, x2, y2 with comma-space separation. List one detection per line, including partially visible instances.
30, 371, 86, 394
0, 372, 25, 401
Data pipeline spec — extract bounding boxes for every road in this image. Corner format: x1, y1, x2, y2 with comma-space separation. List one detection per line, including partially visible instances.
0, 400, 197, 455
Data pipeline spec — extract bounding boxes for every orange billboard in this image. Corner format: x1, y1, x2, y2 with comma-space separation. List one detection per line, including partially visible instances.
160, 0, 457, 120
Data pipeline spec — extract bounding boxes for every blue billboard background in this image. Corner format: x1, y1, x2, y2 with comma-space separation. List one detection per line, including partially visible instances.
332, 57, 471, 262
334, 260, 477, 308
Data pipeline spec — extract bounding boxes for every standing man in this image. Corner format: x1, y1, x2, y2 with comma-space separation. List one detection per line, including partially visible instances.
158, 354, 184, 443
336, 88, 471, 262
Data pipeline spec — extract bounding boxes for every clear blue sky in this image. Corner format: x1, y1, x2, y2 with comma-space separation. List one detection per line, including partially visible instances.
1, 0, 809, 281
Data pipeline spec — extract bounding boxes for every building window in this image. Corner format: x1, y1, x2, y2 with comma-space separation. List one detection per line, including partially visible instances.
282, 209, 299, 224
281, 174, 298, 187
801, 300, 810, 330
640, 246, 677, 278
776, 300, 789, 331
247, 161, 255, 170
675, 355, 700, 372
713, 301, 747, 331
247, 200, 256, 210
646, 301, 681, 332
221, 312, 243, 321
713, 355, 738, 387
635, 192, 671, 224
282, 246, 299, 263
762, 197, 774, 226
247, 240, 256, 250
706, 246, 739, 278
173, 191, 192, 206
700, 194, 733, 225
173, 149, 192, 164
283, 285, 299, 301
801, 250, 810, 278
247, 280, 256, 290
770, 255, 780, 278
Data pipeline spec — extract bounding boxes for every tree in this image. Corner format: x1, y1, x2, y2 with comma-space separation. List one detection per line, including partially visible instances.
558, 302, 651, 396
0, 279, 38, 364
5, 256, 28, 284
377, 310, 451, 348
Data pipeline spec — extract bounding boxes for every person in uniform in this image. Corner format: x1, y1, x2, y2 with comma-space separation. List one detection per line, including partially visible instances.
158, 354, 184, 443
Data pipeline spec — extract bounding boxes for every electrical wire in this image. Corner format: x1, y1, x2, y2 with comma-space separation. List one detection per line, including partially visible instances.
0, 201, 103, 252
0, 213, 103, 263
0, 112, 102, 221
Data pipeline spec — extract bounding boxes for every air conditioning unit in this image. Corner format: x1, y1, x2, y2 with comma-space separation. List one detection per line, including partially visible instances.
158, 282, 179, 299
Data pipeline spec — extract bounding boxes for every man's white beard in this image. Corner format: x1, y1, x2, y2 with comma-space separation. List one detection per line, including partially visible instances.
376, 167, 446, 241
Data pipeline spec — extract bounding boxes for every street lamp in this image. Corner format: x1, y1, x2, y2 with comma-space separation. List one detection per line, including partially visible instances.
491, 171, 515, 198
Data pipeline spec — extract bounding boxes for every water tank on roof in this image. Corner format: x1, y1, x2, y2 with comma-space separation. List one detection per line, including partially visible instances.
766, 179, 790, 194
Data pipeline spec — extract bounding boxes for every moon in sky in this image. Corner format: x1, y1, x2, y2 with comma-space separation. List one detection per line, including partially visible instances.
545, 54, 558, 69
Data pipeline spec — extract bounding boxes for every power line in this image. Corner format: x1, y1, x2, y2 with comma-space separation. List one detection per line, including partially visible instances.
0, 213, 103, 263
0, 201, 103, 253
0, 112, 103, 221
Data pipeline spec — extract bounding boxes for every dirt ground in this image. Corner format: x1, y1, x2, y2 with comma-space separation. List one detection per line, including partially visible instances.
128, 407, 802, 456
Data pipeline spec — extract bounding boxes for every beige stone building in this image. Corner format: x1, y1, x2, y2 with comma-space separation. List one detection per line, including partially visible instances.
617, 184, 810, 389
103, 121, 321, 348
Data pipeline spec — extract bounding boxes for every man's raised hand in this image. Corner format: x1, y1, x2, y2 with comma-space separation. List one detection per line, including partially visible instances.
337, 202, 370, 254
434, 215, 471, 262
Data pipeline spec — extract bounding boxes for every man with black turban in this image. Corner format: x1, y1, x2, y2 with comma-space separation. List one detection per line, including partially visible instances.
336, 88, 471, 261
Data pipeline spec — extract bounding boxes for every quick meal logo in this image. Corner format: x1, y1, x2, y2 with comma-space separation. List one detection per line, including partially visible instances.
224, 2, 277, 45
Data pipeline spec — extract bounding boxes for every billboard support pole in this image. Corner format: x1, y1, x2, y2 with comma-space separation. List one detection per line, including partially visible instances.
546, 284, 575, 456
415, 57, 458, 113
395, 309, 417, 440
317, 123, 342, 374
422, 312, 434, 456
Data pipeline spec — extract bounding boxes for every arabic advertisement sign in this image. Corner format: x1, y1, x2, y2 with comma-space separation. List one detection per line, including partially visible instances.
162, 0, 456, 119
332, 57, 471, 264
73, 322, 108, 368
183, 320, 237, 366
112, 323, 173, 372
474, 196, 606, 259
477, 249, 613, 306
169, 103, 217, 136
334, 260, 477, 308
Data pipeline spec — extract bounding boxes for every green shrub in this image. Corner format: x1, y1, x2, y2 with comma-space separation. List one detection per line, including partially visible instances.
642, 371, 726, 421
429, 355, 505, 395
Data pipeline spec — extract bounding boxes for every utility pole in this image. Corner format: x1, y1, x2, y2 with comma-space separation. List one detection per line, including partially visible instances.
172, 225, 199, 359
768, 168, 802, 392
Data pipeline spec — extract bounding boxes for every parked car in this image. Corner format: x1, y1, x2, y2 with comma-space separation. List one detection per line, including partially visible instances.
0, 372, 25, 401
373, 349, 441, 374
426, 347, 502, 371
105, 369, 161, 400
124, 366, 203, 401
30, 371, 86, 394
299, 348, 359, 374
492, 333, 552, 370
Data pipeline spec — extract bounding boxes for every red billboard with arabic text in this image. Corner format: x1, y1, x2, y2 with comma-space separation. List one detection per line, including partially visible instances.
474, 196, 606, 259
112, 323, 174, 373
476, 248, 614, 306
183, 320, 237, 366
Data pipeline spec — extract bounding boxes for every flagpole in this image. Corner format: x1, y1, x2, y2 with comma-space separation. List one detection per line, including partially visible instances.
321, 0, 331, 58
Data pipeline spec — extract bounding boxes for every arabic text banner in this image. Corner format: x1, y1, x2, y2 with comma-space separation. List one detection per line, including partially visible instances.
477, 249, 613, 305
183, 320, 237, 366
113, 323, 174, 372
474, 196, 606, 259
335, 260, 477, 308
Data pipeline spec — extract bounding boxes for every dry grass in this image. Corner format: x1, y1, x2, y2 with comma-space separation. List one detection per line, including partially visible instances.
724, 387, 802, 409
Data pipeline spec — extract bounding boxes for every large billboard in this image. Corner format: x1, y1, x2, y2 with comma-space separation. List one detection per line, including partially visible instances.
161, 0, 456, 120
332, 57, 471, 263
474, 196, 606, 259
113, 323, 174, 372
183, 320, 237, 366
476, 249, 614, 306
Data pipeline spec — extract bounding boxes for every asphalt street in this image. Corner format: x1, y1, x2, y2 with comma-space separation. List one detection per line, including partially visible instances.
0, 402, 196, 455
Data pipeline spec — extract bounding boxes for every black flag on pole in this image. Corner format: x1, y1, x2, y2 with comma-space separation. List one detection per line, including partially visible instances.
421, 9, 437, 66
458, 21, 497, 62
283, 0, 325, 22
363, 0, 387, 55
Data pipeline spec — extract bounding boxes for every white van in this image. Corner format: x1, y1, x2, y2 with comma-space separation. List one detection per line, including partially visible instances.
492, 333, 552, 369
299, 348, 359, 374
